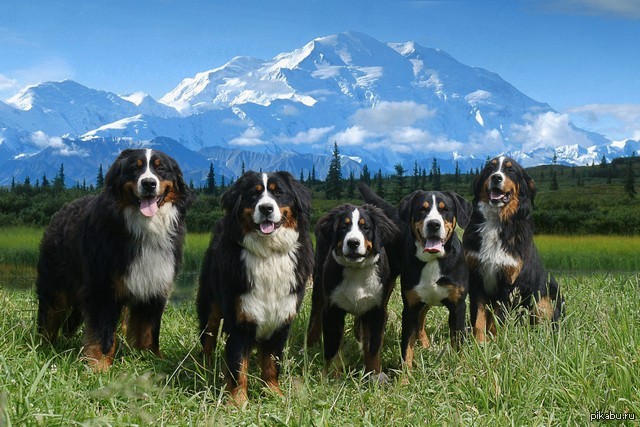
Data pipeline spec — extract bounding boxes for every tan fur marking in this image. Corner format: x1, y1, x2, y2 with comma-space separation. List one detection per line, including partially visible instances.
84, 333, 116, 373
423, 201, 430, 210
503, 261, 523, 285
499, 180, 520, 222
418, 305, 430, 348
240, 207, 256, 235
443, 283, 465, 304
136, 159, 143, 168
258, 348, 282, 395
202, 303, 221, 359
236, 297, 256, 323
159, 180, 176, 206
269, 183, 277, 191
154, 158, 161, 167
359, 218, 365, 225
280, 206, 298, 230
227, 355, 249, 406
404, 289, 422, 307
474, 300, 489, 343
345, 217, 351, 224
532, 296, 554, 323
439, 201, 445, 210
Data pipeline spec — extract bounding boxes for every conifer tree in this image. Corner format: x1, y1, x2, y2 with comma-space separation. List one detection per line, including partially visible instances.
325, 142, 343, 199
96, 164, 105, 189
347, 170, 355, 199
206, 163, 216, 195
624, 159, 636, 198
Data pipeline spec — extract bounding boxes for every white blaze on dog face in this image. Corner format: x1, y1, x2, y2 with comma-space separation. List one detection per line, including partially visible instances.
253, 173, 283, 234
137, 149, 162, 217
342, 208, 367, 258
420, 195, 447, 255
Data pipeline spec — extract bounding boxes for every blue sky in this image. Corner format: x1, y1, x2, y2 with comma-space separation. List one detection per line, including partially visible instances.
1, 0, 639, 140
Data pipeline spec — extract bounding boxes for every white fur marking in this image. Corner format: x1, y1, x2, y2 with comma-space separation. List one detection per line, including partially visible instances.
413, 259, 449, 307
253, 173, 282, 224
329, 256, 382, 316
470, 201, 519, 296
123, 202, 180, 301
239, 227, 300, 340
342, 208, 366, 257
137, 149, 160, 195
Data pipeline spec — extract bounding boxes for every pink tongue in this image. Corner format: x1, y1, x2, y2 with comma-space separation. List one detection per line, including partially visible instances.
140, 197, 159, 217
260, 221, 275, 234
490, 190, 505, 201
424, 239, 444, 254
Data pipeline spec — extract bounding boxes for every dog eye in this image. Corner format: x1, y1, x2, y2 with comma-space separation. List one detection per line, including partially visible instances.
272, 189, 283, 196
506, 167, 514, 173
360, 224, 370, 232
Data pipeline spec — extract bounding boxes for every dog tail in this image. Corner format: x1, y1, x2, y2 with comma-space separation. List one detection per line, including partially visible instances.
357, 182, 398, 221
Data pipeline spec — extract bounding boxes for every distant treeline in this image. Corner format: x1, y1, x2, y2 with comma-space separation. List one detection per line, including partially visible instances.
1, 152, 638, 235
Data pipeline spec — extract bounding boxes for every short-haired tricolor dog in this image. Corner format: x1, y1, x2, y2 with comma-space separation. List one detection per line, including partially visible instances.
463, 156, 564, 342
359, 183, 471, 369
197, 171, 313, 405
36, 148, 194, 371
307, 204, 399, 381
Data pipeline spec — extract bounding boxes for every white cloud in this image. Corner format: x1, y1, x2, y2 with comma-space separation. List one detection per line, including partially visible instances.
350, 101, 435, 133
278, 126, 334, 145
1, 57, 75, 101
229, 127, 268, 146
31, 131, 64, 149
565, 103, 640, 140
511, 111, 593, 151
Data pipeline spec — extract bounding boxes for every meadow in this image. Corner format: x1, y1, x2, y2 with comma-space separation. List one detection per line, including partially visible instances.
0, 227, 638, 425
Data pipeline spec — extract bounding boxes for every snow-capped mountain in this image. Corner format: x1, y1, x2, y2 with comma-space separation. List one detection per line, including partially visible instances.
0, 31, 633, 186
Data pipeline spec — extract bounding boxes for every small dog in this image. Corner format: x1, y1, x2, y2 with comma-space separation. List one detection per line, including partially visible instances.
359, 183, 472, 368
307, 204, 399, 381
36, 148, 194, 371
463, 156, 564, 342
197, 171, 313, 405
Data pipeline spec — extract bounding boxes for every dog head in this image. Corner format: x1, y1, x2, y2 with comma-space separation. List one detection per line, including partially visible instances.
105, 148, 193, 216
474, 156, 536, 221
399, 190, 471, 259
221, 171, 311, 240
316, 204, 398, 267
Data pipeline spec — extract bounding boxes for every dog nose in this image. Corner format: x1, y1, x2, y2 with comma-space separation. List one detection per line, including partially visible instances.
141, 178, 157, 192
427, 221, 441, 232
346, 238, 360, 250
491, 174, 503, 184
259, 204, 274, 216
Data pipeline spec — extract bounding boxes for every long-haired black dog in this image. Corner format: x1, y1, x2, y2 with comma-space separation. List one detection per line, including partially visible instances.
36, 148, 194, 371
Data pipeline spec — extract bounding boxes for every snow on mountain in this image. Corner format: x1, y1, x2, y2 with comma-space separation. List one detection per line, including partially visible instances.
0, 31, 633, 187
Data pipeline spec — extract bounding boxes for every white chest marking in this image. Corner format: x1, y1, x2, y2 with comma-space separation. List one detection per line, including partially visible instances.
471, 203, 519, 295
329, 259, 382, 316
239, 227, 300, 340
413, 260, 449, 306
123, 203, 180, 301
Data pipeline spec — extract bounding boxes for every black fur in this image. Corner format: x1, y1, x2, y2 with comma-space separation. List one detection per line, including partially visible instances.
36, 149, 194, 371
462, 156, 564, 342
197, 171, 313, 403
307, 204, 399, 378
359, 182, 472, 367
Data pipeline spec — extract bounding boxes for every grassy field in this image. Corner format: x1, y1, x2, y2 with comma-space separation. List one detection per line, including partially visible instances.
0, 227, 639, 425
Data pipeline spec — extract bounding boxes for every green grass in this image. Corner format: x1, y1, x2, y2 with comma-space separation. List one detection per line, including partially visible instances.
1, 227, 639, 424
1, 274, 638, 425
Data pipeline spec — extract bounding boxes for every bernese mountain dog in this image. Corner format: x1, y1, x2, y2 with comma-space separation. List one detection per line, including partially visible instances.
36, 148, 194, 372
463, 156, 564, 342
359, 183, 472, 368
306, 204, 399, 382
196, 171, 313, 405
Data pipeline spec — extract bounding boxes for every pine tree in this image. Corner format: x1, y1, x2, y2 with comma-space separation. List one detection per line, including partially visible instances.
325, 142, 343, 199
375, 169, 385, 198
241, 161, 246, 175
360, 164, 371, 185
41, 174, 49, 188
624, 159, 636, 198
410, 161, 420, 191
454, 161, 461, 185
206, 163, 216, 195
392, 163, 406, 203
347, 171, 355, 199
53, 163, 65, 191
431, 158, 442, 191
96, 164, 105, 189
10, 177, 15, 191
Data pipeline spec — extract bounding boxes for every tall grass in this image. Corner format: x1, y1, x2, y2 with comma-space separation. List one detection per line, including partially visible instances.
0, 273, 638, 425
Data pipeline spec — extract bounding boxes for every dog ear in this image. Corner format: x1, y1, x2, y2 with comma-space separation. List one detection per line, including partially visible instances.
220, 174, 246, 215
104, 149, 134, 200
168, 156, 196, 211
276, 171, 312, 229
315, 206, 343, 248
363, 205, 399, 248
520, 169, 537, 206
398, 191, 422, 223
445, 192, 473, 229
